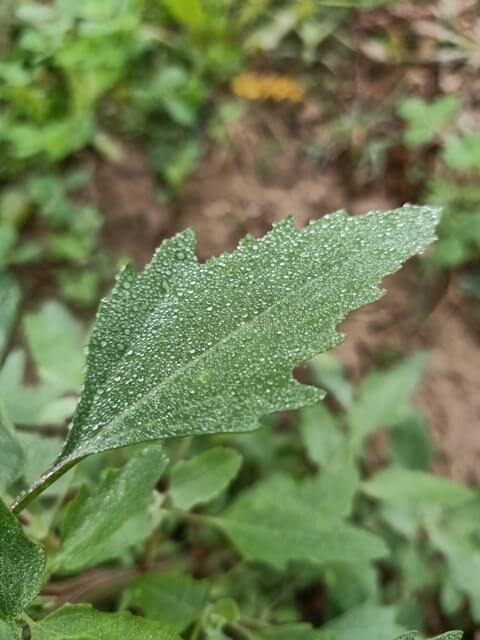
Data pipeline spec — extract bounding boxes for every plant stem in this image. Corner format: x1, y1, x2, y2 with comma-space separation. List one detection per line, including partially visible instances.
11, 459, 78, 515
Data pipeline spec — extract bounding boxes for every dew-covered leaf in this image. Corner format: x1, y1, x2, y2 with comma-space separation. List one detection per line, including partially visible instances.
0, 497, 46, 620
57, 444, 167, 572
213, 475, 385, 570
16, 206, 439, 508
27, 604, 181, 640
123, 571, 209, 632
170, 447, 242, 509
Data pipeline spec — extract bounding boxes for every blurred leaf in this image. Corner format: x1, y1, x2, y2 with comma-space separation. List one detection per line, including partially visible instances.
124, 571, 208, 632
298, 460, 359, 518
443, 134, 480, 173
309, 354, 353, 408
170, 447, 242, 510
214, 475, 386, 570
0, 496, 45, 620
28, 604, 181, 639
254, 624, 319, 640
299, 403, 345, 468
398, 96, 459, 147
321, 603, 403, 640
0, 272, 21, 360
363, 468, 474, 508
58, 444, 168, 572
347, 354, 428, 444
162, 0, 206, 30
0, 350, 68, 426
389, 411, 434, 471
0, 405, 24, 492
23, 300, 85, 392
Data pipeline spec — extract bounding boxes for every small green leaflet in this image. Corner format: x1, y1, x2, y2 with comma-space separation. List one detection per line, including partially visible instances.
124, 571, 209, 632
299, 403, 345, 468
170, 447, 242, 509
347, 354, 428, 445
26, 604, 181, 639
320, 604, 403, 640
57, 444, 167, 572
0, 301, 84, 431
213, 474, 385, 570
363, 468, 474, 508
0, 497, 46, 620
397, 96, 459, 147
14, 206, 440, 511
23, 300, 85, 393
0, 272, 21, 361
254, 624, 319, 639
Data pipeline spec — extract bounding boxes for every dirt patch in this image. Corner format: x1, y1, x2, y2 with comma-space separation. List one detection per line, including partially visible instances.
92, 141, 173, 267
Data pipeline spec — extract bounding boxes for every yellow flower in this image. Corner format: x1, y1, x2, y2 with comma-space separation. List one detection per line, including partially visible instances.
232, 72, 305, 103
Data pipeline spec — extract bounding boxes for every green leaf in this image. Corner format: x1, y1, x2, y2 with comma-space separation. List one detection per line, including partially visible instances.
170, 447, 242, 510
0, 620, 21, 640
16, 206, 440, 510
0, 272, 20, 361
363, 468, 474, 508
23, 300, 85, 393
347, 354, 428, 444
297, 461, 359, 519
124, 571, 208, 632
398, 96, 459, 147
214, 475, 385, 570
321, 603, 403, 640
0, 350, 76, 427
299, 403, 345, 468
0, 497, 46, 620
0, 405, 24, 492
389, 411, 434, 471
254, 624, 320, 640
27, 604, 181, 639
57, 444, 168, 572
309, 354, 353, 408
162, 0, 206, 30
443, 134, 480, 172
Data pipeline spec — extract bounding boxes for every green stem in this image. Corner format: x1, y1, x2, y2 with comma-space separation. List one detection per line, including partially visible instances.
11, 459, 79, 515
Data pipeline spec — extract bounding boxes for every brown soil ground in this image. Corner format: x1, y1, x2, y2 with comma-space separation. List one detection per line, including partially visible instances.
92, 103, 480, 485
